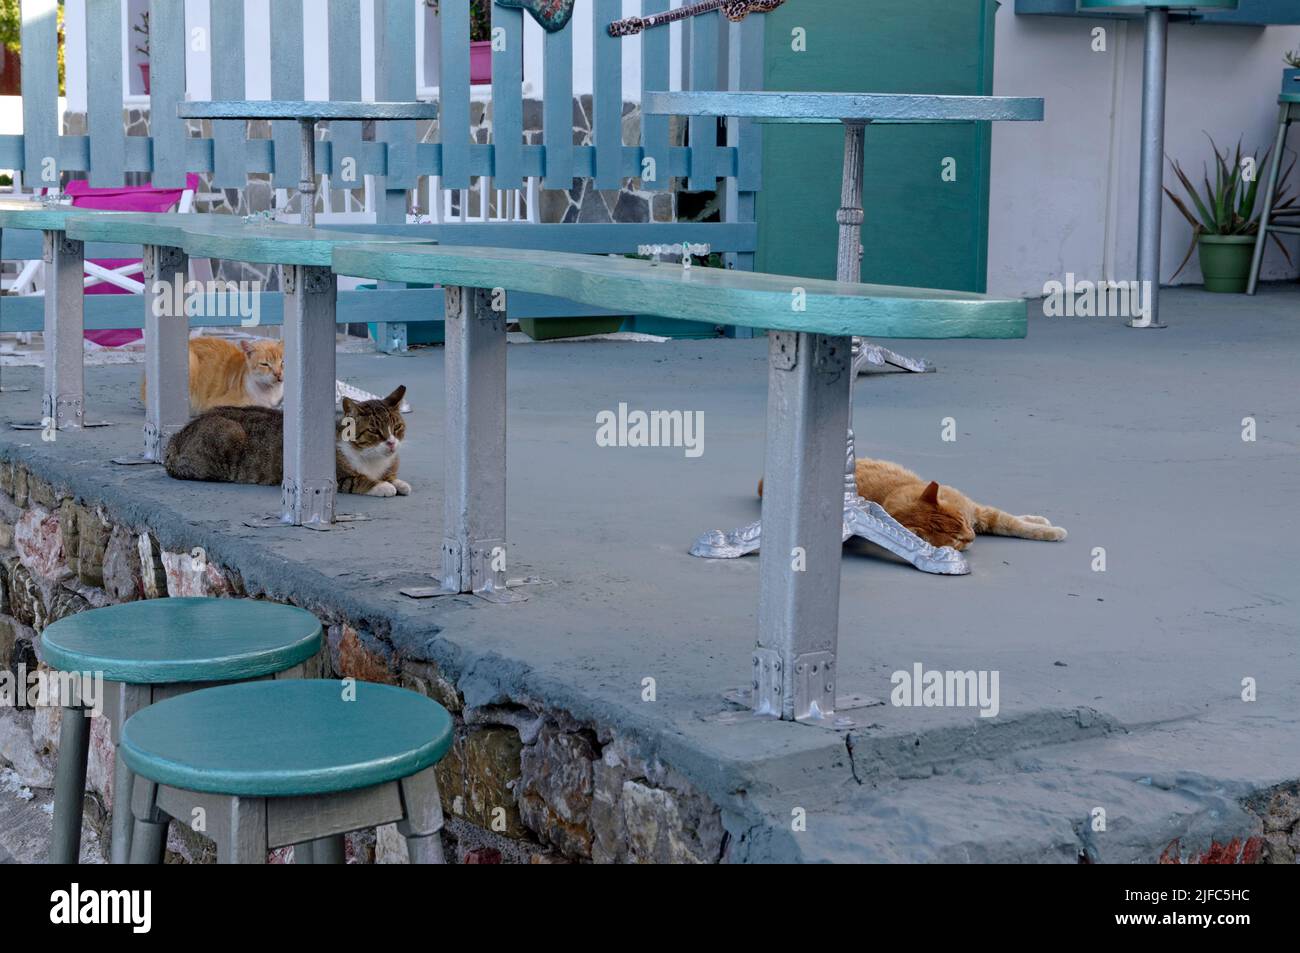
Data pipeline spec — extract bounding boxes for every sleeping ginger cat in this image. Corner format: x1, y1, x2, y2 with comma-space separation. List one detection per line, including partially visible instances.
760, 457, 1067, 551
140, 337, 284, 414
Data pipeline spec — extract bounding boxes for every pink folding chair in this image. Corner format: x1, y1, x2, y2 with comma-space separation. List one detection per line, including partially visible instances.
65, 174, 199, 347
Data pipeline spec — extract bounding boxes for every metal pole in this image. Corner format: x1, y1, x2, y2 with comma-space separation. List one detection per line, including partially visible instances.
1247, 103, 1290, 295
280, 265, 337, 526
440, 286, 513, 597
142, 244, 190, 461
299, 119, 317, 229
1133, 7, 1168, 328
43, 230, 85, 431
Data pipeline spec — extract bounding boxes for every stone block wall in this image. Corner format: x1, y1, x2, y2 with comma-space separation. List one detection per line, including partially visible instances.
0, 455, 728, 864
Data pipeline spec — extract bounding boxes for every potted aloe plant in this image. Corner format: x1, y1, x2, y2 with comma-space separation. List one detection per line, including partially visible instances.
1165, 137, 1295, 293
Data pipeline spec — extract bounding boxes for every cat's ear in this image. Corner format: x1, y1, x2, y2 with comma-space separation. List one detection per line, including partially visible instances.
921, 481, 941, 505
384, 385, 407, 408
341, 397, 358, 417
238, 338, 255, 355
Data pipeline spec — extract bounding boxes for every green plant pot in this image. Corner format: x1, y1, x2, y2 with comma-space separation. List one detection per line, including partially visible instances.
1196, 235, 1255, 294
517, 316, 627, 340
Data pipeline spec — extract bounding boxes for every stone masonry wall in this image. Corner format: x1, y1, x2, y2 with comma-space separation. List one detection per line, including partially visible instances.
0, 456, 727, 864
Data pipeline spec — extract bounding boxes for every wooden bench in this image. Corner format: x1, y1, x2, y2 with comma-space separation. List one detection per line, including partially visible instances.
61, 212, 432, 525
331, 243, 1028, 722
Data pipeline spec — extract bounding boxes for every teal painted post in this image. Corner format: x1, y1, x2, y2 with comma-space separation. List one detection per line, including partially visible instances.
491, 4, 525, 188
724, 15, 764, 338
327, 0, 363, 195
270, 0, 306, 192
149, 0, 188, 188
439, 0, 471, 190
86, 0, 126, 187
542, 23, 574, 189
686, 11, 720, 192
639, 0, 671, 193
593, 0, 623, 191
20, 0, 61, 189
373, 0, 417, 353
209, 4, 247, 190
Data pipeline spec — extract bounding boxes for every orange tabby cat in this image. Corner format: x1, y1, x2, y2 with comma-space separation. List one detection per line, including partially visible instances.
140, 337, 284, 414
759, 457, 1067, 551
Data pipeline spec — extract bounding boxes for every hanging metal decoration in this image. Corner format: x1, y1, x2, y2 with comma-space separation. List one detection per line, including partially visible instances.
608, 0, 785, 38
493, 0, 577, 33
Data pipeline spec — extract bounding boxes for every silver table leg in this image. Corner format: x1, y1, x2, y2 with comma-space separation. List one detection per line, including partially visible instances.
281, 265, 337, 526
691, 120, 965, 577
1247, 102, 1292, 296
433, 286, 524, 602
1132, 7, 1168, 329
299, 119, 317, 229
142, 245, 190, 461
43, 230, 85, 431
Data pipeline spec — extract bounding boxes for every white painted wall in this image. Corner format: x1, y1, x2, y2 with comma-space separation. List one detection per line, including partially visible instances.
990, 8, 1300, 296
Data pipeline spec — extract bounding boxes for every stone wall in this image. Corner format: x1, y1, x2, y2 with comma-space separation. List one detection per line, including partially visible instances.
0, 456, 727, 864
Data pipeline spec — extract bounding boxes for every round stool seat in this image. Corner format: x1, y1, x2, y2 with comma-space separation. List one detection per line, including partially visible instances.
120, 680, 454, 797
40, 597, 321, 683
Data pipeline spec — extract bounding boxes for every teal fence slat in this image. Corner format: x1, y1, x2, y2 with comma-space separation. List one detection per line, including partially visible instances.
20, 0, 61, 185
639, 0, 670, 192
209, 3, 247, 189
270, 0, 306, 189
439, 0, 471, 189
374, 0, 417, 195
542, 23, 573, 188
86, 0, 126, 186
491, 4, 524, 187
149, 0, 188, 187
327, 0, 363, 186
593, 0, 622, 190
687, 10, 720, 191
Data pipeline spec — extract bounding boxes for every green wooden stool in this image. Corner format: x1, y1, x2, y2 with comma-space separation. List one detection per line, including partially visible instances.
119, 680, 454, 864
40, 597, 322, 865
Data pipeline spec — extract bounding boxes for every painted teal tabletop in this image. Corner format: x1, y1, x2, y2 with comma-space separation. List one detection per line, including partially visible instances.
120, 680, 454, 796
1078, 0, 1238, 9
643, 91, 1044, 125
178, 100, 438, 122
40, 597, 322, 684
0, 200, 106, 232
64, 211, 190, 247
66, 212, 434, 266
333, 243, 1028, 340
178, 217, 434, 267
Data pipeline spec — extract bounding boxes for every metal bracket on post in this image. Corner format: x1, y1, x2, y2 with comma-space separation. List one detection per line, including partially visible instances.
400, 286, 530, 604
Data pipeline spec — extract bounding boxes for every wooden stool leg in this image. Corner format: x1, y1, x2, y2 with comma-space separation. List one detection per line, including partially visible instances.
396, 767, 446, 865
109, 746, 136, 864
218, 796, 268, 864
128, 782, 169, 864
311, 835, 346, 864
48, 704, 91, 864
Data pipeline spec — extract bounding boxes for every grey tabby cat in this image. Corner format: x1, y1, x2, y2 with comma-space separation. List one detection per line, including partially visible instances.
163, 386, 411, 497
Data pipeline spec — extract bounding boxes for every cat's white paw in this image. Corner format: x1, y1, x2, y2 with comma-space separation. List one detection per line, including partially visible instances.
1020, 515, 1051, 525
1044, 525, 1067, 541
392, 478, 412, 496
367, 481, 397, 497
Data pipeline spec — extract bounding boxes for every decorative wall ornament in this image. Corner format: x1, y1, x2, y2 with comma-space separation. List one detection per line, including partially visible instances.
608, 0, 785, 38
494, 0, 577, 33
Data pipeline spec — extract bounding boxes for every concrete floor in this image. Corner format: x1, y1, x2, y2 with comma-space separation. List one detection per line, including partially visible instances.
2, 285, 1298, 862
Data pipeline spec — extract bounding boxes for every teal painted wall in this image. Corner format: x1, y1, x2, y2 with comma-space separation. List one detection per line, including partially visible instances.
756, 0, 999, 293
